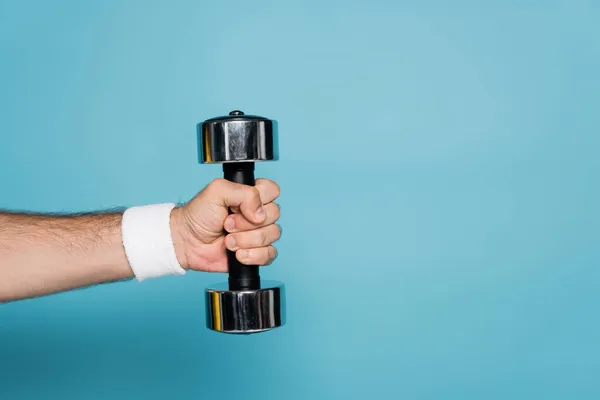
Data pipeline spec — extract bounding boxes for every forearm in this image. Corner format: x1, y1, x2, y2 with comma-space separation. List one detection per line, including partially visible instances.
0, 211, 134, 302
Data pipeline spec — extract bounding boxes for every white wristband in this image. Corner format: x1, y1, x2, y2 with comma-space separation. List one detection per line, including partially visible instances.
121, 203, 187, 281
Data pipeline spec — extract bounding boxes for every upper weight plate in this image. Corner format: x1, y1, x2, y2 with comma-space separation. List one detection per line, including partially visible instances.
198, 110, 279, 163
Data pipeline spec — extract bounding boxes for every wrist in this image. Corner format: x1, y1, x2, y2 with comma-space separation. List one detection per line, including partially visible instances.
121, 203, 186, 281
169, 206, 190, 270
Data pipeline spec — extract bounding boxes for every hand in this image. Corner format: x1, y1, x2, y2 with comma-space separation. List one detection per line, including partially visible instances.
170, 178, 281, 272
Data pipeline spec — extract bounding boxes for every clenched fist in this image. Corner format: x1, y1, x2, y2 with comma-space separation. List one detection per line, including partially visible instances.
170, 178, 281, 273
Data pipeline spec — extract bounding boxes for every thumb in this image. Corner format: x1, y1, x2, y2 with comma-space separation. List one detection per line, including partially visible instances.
210, 179, 266, 224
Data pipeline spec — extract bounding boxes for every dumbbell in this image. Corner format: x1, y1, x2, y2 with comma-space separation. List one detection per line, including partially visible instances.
197, 110, 286, 334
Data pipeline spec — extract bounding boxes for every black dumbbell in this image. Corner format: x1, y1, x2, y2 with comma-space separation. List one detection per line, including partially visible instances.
197, 110, 285, 334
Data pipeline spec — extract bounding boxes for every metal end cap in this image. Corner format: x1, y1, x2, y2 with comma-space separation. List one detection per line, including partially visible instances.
197, 110, 279, 164
205, 280, 286, 334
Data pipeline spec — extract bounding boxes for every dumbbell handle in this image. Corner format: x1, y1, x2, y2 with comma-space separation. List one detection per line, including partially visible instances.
223, 162, 260, 291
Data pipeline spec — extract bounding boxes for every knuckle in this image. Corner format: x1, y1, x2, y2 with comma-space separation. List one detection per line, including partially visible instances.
208, 178, 226, 191
273, 203, 281, 219
272, 182, 281, 198
260, 248, 271, 264
251, 248, 272, 265
258, 229, 268, 246
267, 246, 278, 264
247, 186, 261, 201
273, 224, 281, 241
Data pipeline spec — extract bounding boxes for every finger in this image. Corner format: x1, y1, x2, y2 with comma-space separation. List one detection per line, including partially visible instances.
225, 224, 281, 251
209, 179, 266, 224
255, 178, 280, 204
224, 202, 280, 233
236, 246, 278, 266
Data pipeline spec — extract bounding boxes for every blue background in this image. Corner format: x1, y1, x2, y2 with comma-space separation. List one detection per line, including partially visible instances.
1, 0, 599, 398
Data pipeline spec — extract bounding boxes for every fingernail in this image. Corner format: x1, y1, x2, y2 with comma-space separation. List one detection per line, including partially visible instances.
224, 217, 235, 231
256, 207, 265, 219
227, 235, 237, 250
238, 249, 249, 260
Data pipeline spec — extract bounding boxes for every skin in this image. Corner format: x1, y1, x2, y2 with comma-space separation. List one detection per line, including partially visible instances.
0, 178, 281, 302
